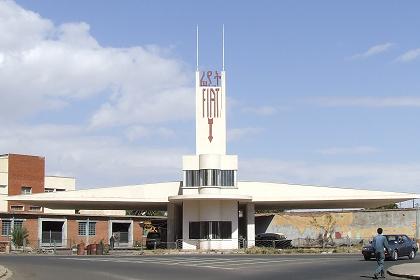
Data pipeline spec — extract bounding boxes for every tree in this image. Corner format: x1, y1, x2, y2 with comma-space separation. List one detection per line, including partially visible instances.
310, 213, 336, 248
255, 209, 285, 214
126, 210, 166, 216
371, 203, 399, 210
11, 226, 29, 248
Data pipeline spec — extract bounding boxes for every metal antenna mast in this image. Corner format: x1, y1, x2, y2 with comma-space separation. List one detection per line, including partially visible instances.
196, 25, 199, 71
222, 24, 225, 71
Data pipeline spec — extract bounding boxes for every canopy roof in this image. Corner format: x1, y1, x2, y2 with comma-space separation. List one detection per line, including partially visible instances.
8, 181, 419, 210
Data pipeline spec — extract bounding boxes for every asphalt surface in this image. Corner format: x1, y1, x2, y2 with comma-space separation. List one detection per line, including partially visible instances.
0, 254, 419, 280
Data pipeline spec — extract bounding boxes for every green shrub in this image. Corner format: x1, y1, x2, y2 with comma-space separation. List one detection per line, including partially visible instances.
11, 226, 29, 248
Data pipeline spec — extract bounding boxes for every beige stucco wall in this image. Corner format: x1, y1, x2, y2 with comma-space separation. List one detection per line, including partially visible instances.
44, 176, 75, 191
79, 210, 126, 216
0, 156, 8, 212
44, 176, 76, 214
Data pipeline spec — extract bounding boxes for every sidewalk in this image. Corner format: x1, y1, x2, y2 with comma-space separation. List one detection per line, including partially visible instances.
388, 263, 420, 279
0, 265, 11, 279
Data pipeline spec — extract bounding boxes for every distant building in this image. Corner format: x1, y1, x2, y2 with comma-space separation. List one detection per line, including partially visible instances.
0, 153, 154, 250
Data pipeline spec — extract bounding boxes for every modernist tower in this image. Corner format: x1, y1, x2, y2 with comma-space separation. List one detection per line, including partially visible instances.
168, 26, 253, 249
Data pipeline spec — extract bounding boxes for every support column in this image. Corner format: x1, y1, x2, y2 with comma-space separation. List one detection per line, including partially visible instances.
246, 203, 255, 248
167, 202, 176, 244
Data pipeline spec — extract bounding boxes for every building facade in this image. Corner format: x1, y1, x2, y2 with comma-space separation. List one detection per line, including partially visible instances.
0, 153, 149, 250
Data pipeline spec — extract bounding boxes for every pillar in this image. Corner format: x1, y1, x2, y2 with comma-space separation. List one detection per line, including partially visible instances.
167, 202, 176, 243
246, 203, 255, 247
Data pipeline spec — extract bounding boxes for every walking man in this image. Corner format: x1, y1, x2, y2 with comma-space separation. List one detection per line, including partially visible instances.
372, 227, 390, 279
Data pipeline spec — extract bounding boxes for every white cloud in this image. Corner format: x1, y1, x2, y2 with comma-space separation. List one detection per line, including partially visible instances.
316, 146, 379, 156
0, 1, 193, 188
350, 42, 394, 59
308, 96, 420, 107
0, 0, 194, 124
0, 0, 53, 51
396, 48, 420, 62
0, 123, 185, 188
240, 158, 420, 194
227, 127, 263, 142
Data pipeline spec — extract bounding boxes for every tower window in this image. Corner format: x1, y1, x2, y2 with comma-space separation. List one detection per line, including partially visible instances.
185, 169, 235, 187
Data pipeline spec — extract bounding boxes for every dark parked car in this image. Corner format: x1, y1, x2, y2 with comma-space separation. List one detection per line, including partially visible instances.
362, 234, 418, 261
255, 233, 292, 249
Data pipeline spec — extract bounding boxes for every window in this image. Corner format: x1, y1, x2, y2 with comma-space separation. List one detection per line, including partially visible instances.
1, 220, 23, 236
21, 187, 32, 195
185, 170, 200, 187
189, 222, 200, 239
189, 221, 232, 240
78, 222, 86, 236
1, 220, 11, 236
185, 170, 235, 187
44, 188, 54, 193
200, 169, 221, 186
89, 222, 96, 236
221, 170, 235, 186
29, 206, 42, 212
13, 220, 23, 229
220, 221, 232, 239
10, 205, 24, 211
78, 221, 96, 236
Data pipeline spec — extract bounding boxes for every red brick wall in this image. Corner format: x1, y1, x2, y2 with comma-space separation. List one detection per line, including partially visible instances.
67, 217, 110, 246
133, 220, 144, 243
0, 217, 38, 247
8, 154, 45, 212
0, 214, 150, 249
23, 218, 38, 245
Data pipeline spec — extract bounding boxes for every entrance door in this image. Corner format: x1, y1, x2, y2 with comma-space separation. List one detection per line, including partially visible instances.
112, 222, 131, 247
41, 221, 64, 246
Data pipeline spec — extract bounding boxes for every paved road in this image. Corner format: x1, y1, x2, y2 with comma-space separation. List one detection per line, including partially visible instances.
1, 254, 419, 280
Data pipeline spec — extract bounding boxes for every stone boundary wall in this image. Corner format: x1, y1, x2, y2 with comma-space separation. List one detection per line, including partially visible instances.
256, 209, 418, 242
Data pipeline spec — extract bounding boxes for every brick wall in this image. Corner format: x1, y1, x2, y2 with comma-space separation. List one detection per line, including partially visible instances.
0, 214, 151, 249
0, 217, 38, 245
67, 217, 110, 246
8, 154, 45, 212
133, 220, 144, 243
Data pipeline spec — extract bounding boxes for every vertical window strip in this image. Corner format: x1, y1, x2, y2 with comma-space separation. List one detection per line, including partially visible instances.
78, 222, 86, 236
1, 220, 11, 236
88, 222, 96, 236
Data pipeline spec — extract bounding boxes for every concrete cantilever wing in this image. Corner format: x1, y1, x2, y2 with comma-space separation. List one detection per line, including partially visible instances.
237, 182, 420, 210
7, 180, 420, 211
7, 182, 181, 210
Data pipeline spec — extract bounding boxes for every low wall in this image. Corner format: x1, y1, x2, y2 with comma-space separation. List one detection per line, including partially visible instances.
256, 209, 418, 242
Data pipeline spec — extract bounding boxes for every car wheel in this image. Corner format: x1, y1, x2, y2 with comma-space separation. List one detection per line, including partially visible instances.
364, 255, 370, 261
392, 250, 399, 261
408, 249, 416, 260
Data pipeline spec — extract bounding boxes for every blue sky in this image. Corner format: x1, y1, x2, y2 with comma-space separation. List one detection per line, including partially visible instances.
2, 0, 420, 197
